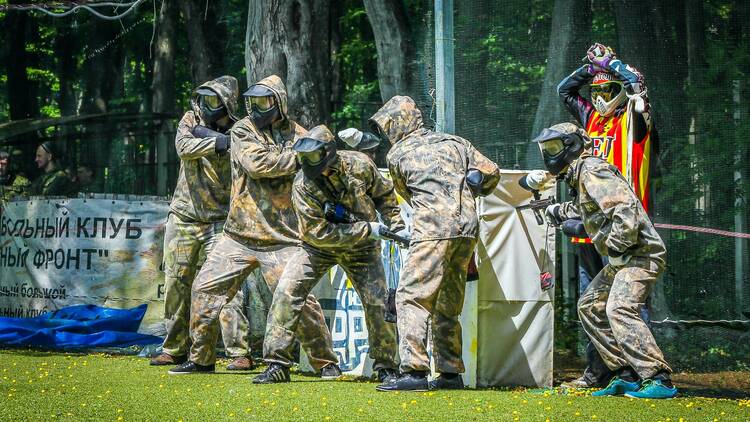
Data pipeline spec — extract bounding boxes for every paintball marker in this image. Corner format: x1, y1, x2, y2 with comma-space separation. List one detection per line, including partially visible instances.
515, 194, 556, 226
323, 202, 410, 247
516, 171, 556, 226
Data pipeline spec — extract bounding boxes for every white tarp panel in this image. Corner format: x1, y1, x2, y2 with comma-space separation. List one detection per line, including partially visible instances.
473, 170, 556, 387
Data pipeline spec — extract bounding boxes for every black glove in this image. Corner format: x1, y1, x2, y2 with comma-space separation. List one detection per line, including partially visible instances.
466, 168, 484, 196
192, 124, 222, 139
561, 218, 588, 238
214, 134, 230, 154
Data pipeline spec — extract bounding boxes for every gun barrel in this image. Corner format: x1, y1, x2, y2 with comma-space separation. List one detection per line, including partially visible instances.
515, 197, 555, 211
380, 228, 411, 247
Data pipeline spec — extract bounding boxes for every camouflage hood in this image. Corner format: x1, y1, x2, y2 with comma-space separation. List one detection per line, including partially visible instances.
369, 95, 424, 144
305, 124, 335, 143
191, 75, 240, 123
248, 74, 291, 125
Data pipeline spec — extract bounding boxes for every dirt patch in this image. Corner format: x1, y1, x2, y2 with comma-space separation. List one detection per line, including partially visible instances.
555, 351, 750, 399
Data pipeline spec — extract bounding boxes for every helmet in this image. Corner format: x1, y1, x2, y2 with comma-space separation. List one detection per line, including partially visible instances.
591, 72, 625, 117
532, 122, 587, 176
293, 125, 337, 180
337, 128, 380, 152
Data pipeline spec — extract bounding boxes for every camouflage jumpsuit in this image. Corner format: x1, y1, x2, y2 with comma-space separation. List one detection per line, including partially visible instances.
558, 149, 671, 379
369, 96, 500, 374
162, 76, 249, 359
1, 173, 30, 203
263, 125, 402, 370
188, 75, 337, 368
28, 168, 71, 197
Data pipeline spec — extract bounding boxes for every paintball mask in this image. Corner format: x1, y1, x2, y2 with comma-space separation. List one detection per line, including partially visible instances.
293, 126, 338, 180
338, 128, 381, 153
532, 123, 585, 176
243, 84, 279, 129
590, 73, 625, 117
196, 88, 227, 125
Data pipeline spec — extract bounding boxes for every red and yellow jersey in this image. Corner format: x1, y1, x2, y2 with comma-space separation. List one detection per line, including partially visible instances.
586, 109, 651, 213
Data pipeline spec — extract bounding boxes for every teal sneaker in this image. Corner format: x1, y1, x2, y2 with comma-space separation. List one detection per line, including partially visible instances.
624, 379, 678, 399
590, 377, 640, 397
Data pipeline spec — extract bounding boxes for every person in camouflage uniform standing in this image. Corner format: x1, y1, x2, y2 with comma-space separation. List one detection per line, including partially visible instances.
255, 125, 403, 384
151, 76, 252, 371
369, 96, 500, 392
0, 149, 30, 203
535, 122, 677, 399
169, 75, 339, 376
29, 142, 72, 197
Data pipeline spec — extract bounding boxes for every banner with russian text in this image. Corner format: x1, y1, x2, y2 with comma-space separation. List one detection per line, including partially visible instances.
0, 198, 168, 336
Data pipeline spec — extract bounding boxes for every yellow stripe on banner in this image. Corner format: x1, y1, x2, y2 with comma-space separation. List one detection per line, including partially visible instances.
639, 134, 651, 201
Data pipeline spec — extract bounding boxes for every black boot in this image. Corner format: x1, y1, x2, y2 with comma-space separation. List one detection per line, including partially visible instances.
429, 373, 464, 390
377, 368, 399, 384
252, 363, 291, 384
167, 361, 215, 375
376, 371, 428, 392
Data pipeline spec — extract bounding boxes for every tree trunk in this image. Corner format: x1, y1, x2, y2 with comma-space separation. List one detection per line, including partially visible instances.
362, 0, 414, 102
181, 0, 214, 85
5, 6, 39, 120
80, 20, 125, 114
525, 0, 591, 168
152, 0, 178, 115
245, 0, 331, 128
152, 0, 178, 196
55, 22, 78, 117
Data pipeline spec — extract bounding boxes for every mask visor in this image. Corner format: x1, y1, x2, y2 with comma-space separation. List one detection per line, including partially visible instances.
538, 138, 565, 157
297, 148, 326, 166
247, 96, 275, 112
201, 94, 223, 110
591, 82, 621, 103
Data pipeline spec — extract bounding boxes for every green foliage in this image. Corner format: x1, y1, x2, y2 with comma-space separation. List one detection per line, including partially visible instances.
330, 0, 381, 131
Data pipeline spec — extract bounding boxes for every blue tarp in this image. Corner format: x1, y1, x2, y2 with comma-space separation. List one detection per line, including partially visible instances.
0, 304, 161, 349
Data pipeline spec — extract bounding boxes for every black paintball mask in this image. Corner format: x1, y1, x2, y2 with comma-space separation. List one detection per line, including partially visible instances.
368, 121, 390, 145
532, 124, 585, 176
196, 88, 228, 126
293, 136, 337, 180
243, 84, 280, 130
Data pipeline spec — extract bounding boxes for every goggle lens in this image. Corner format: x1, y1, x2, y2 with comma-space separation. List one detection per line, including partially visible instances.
248, 96, 275, 112
202, 95, 222, 110
539, 138, 564, 156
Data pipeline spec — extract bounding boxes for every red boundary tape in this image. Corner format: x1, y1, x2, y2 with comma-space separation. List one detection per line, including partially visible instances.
654, 223, 750, 239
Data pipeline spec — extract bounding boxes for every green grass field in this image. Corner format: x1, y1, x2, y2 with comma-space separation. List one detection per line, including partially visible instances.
0, 350, 748, 421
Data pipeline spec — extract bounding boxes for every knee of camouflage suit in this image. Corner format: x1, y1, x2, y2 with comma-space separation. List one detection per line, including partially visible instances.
604, 296, 639, 323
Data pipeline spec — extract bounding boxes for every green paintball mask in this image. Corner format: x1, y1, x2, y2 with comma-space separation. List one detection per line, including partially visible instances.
293, 136, 337, 180
243, 84, 280, 129
196, 88, 227, 125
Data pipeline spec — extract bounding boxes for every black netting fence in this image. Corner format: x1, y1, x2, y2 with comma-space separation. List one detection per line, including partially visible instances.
409, 0, 750, 371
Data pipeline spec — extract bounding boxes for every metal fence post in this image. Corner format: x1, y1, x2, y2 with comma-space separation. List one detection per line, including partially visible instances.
435, 0, 454, 134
